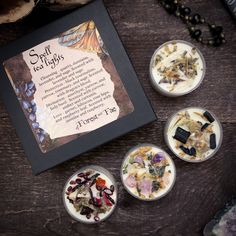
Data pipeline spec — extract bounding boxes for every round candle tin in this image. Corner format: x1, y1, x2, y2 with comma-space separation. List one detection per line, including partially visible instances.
63, 165, 117, 224
121, 143, 176, 201
149, 40, 206, 97
164, 107, 223, 163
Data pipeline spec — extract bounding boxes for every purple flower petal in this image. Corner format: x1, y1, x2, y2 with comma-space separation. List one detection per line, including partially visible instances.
32, 105, 37, 113
152, 152, 165, 164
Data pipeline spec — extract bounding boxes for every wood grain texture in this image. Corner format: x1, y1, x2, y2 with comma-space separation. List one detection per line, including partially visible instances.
0, 0, 236, 235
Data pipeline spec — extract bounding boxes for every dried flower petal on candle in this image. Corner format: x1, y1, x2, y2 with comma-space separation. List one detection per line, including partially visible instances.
121, 145, 175, 200
64, 167, 116, 223
150, 41, 205, 97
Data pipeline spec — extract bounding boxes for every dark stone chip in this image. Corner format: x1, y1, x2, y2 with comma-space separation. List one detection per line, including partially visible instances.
173, 127, 191, 144
201, 123, 210, 131
210, 133, 216, 149
190, 147, 197, 157
180, 146, 196, 157
180, 146, 191, 155
203, 111, 215, 123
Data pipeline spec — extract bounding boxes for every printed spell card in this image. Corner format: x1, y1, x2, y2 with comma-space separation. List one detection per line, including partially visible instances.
3, 20, 134, 153
0, 0, 156, 174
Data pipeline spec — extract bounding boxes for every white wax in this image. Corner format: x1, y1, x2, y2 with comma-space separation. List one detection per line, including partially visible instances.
166, 107, 222, 161
63, 169, 117, 223
150, 41, 205, 95
122, 145, 175, 200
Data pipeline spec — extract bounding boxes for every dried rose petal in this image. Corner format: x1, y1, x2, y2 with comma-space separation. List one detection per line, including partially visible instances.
95, 197, 102, 206
124, 175, 136, 188
103, 193, 112, 206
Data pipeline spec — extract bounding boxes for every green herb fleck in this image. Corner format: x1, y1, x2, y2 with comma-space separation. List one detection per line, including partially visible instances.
152, 181, 160, 192
123, 164, 128, 174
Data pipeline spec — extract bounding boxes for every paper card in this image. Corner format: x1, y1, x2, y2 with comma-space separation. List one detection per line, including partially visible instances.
3, 21, 134, 153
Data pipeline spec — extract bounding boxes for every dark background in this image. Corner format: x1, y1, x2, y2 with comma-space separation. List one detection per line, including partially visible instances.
0, 0, 235, 235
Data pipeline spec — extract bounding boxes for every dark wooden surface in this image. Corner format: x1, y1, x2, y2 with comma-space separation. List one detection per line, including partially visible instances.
0, 1, 236, 235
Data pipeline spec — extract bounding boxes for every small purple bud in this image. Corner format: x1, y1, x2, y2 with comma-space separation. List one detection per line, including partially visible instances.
37, 133, 45, 143
32, 105, 37, 113
22, 101, 30, 110
26, 89, 33, 97
32, 122, 39, 129
152, 152, 165, 163
39, 129, 46, 135
31, 100, 36, 106
29, 113, 36, 121
27, 81, 35, 90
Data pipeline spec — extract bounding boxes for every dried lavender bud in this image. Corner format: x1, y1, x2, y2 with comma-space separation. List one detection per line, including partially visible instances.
37, 133, 45, 143
29, 113, 36, 121
32, 122, 39, 129
22, 100, 31, 110
27, 81, 35, 90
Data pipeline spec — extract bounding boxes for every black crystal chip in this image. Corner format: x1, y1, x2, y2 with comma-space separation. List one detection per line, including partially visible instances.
173, 127, 191, 144
180, 146, 196, 157
210, 133, 216, 149
190, 147, 196, 157
201, 123, 210, 131
180, 146, 191, 155
203, 111, 215, 123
